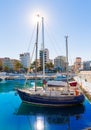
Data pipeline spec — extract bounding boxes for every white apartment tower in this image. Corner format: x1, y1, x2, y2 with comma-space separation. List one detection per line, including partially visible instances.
39, 48, 49, 67
20, 52, 30, 68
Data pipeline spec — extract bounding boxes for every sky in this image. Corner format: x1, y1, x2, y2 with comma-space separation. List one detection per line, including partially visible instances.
0, 0, 91, 65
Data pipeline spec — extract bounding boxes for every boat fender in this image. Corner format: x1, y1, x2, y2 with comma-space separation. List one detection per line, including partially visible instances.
75, 90, 79, 96
43, 79, 47, 85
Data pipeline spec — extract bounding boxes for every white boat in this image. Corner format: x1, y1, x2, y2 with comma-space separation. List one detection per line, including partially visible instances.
47, 72, 71, 87
47, 80, 67, 87
55, 73, 68, 81
0, 77, 6, 83
0, 72, 7, 83
16, 16, 85, 107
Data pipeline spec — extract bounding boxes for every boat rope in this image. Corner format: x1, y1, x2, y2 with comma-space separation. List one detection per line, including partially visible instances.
45, 21, 64, 56
24, 22, 41, 87
30, 43, 36, 66
26, 24, 36, 52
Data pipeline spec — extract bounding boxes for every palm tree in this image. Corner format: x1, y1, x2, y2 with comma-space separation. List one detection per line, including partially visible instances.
3, 66, 10, 72
45, 62, 54, 70
0, 61, 3, 71
14, 61, 23, 72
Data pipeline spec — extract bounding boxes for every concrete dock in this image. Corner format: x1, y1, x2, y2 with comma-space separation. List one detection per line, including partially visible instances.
75, 71, 91, 102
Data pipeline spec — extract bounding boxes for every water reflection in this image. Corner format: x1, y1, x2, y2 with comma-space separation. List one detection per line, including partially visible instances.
15, 103, 85, 130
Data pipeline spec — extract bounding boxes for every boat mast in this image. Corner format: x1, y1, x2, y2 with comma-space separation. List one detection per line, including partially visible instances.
65, 36, 69, 86
42, 17, 45, 79
35, 15, 39, 91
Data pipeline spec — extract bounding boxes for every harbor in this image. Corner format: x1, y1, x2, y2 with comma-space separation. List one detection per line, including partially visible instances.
0, 70, 91, 130
1, 0, 91, 129
0, 78, 91, 130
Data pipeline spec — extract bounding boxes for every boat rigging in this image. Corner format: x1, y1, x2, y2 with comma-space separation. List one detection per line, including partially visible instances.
16, 15, 85, 107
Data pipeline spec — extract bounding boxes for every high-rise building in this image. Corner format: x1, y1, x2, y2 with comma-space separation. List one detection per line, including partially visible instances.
83, 61, 91, 70
54, 56, 66, 72
74, 57, 81, 72
39, 48, 49, 68
3, 57, 13, 69
20, 52, 30, 68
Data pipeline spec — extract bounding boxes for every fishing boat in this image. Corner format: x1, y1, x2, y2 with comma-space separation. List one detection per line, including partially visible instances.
16, 16, 85, 107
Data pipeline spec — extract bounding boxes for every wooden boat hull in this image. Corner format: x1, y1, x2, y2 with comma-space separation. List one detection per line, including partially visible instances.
16, 89, 85, 107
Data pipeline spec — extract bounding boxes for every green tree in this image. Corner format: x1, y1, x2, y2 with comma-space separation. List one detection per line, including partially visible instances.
45, 62, 54, 70
0, 60, 3, 71
14, 61, 23, 72
3, 66, 9, 72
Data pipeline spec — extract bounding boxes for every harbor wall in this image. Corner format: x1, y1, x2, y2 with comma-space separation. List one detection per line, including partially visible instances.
78, 71, 91, 82
74, 71, 91, 101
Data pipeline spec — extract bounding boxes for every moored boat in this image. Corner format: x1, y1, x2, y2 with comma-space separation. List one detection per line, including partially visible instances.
16, 16, 85, 107
16, 87, 85, 107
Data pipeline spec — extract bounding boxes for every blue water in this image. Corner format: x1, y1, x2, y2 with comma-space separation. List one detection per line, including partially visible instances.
0, 79, 91, 130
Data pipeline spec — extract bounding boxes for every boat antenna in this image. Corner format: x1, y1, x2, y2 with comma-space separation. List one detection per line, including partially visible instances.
35, 14, 39, 91
42, 17, 45, 79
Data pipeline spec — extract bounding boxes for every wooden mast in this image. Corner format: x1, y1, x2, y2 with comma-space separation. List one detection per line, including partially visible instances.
42, 17, 45, 79
65, 35, 69, 90
35, 15, 39, 91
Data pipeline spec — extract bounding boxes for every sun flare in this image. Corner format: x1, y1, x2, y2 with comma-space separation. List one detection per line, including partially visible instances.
35, 117, 44, 130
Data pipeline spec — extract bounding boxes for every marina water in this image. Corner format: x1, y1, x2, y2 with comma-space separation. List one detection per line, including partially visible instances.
0, 79, 91, 130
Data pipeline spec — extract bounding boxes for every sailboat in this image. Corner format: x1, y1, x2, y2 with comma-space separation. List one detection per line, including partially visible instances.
16, 16, 85, 107
0, 72, 7, 83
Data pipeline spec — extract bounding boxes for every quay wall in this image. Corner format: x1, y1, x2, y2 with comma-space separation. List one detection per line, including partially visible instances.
78, 71, 91, 82
74, 73, 91, 101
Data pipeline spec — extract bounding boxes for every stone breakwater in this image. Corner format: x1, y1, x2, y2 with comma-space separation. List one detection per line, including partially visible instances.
74, 71, 91, 101
78, 71, 91, 82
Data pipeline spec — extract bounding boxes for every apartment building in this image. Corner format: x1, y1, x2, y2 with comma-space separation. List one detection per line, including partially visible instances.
20, 52, 30, 68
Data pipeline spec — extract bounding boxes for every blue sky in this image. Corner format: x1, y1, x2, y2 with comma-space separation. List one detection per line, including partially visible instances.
0, 0, 91, 65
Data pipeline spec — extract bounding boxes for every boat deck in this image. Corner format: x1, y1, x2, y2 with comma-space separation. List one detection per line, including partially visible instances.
19, 85, 81, 98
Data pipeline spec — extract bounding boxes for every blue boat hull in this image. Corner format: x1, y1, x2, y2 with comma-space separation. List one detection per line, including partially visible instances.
17, 89, 85, 107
